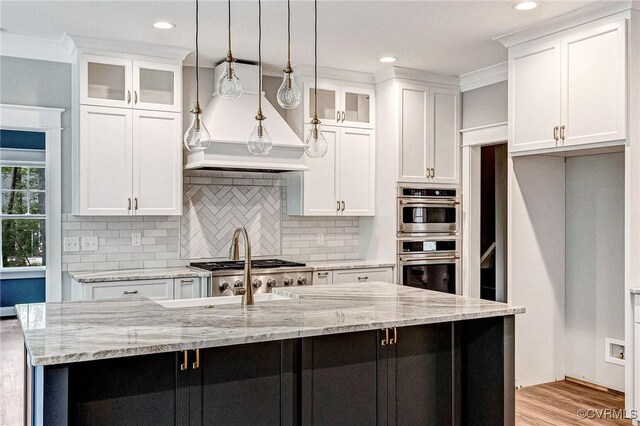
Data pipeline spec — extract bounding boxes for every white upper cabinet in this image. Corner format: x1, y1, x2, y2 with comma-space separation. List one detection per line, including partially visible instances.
78, 105, 133, 215
398, 82, 460, 184
561, 21, 626, 147
338, 127, 375, 215
508, 18, 626, 154
132, 110, 182, 216
80, 54, 181, 112
287, 125, 375, 217
303, 80, 375, 129
509, 40, 562, 153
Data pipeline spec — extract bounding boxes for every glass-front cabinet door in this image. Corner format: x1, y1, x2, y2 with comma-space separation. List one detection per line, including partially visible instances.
304, 81, 341, 126
80, 55, 133, 108
340, 86, 374, 129
133, 61, 182, 112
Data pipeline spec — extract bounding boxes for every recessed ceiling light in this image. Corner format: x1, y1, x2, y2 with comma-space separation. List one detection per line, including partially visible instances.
379, 56, 398, 63
513, 1, 538, 11
153, 21, 176, 30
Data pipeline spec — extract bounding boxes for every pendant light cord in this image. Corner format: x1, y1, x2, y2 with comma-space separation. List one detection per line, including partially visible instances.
227, 0, 232, 53
314, 0, 318, 117
287, 0, 291, 64
258, 0, 263, 114
195, 0, 200, 107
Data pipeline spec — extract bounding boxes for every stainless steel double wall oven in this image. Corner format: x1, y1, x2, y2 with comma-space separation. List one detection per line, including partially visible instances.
397, 185, 460, 294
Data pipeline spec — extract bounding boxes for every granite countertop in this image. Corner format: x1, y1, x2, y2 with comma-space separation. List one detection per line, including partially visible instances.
69, 267, 211, 283
307, 260, 396, 271
17, 282, 525, 366
631, 288, 640, 294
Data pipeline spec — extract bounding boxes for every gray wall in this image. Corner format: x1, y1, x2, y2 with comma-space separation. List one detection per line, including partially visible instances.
0, 56, 73, 212
462, 81, 507, 130
565, 152, 625, 391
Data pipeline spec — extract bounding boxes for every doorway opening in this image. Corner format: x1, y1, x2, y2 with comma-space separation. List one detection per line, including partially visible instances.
480, 143, 507, 302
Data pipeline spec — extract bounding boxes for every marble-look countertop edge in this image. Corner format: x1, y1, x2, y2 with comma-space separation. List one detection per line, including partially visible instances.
26, 307, 524, 366
307, 261, 396, 271
70, 267, 211, 283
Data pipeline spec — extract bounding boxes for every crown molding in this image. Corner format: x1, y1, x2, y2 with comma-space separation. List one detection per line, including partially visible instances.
373, 66, 459, 87
65, 33, 192, 61
459, 62, 507, 92
0, 33, 72, 63
295, 64, 375, 84
494, 0, 635, 48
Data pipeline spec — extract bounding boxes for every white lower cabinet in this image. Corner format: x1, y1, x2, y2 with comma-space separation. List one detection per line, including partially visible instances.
312, 266, 394, 285
286, 125, 375, 216
72, 277, 208, 301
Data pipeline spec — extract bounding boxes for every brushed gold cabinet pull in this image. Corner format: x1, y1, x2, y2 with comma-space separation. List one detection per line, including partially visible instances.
337, 200, 340, 211
341, 201, 346, 211
180, 350, 188, 371
134, 198, 139, 210
553, 126, 559, 141
127, 198, 132, 211
559, 125, 565, 141
192, 348, 200, 370
381, 328, 390, 346
389, 327, 397, 345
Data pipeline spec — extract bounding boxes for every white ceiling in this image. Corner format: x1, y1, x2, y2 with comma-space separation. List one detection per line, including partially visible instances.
0, 0, 595, 76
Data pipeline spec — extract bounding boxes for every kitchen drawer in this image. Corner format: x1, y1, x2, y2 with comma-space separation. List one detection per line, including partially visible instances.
88, 279, 174, 301
314, 271, 333, 285
174, 277, 208, 299
332, 267, 393, 284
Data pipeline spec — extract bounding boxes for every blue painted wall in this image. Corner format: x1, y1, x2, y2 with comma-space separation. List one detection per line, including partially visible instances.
0, 278, 45, 307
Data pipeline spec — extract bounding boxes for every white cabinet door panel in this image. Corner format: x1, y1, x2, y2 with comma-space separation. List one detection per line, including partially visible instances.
340, 86, 375, 129
431, 88, 460, 184
133, 61, 182, 112
304, 81, 341, 127
174, 277, 205, 299
79, 106, 133, 215
562, 21, 626, 146
79, 54, 133, 108
302, 125, 339, 216
313, 271, 333, 285
509, 41, 561, 153
88, 279, 173, 301
339, 128, 375, 216
399, 84, 429, 180
132, 110, 182, 216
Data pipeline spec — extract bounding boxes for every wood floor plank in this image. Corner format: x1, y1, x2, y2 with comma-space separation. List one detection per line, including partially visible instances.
516, 380, 630, 425
0, 318, 23, 426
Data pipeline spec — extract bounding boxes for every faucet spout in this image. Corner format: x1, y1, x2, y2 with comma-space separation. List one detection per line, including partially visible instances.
229, 226, 254, 306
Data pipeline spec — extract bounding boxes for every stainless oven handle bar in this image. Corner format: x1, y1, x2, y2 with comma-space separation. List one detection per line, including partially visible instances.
399, 199, 460, 206
398, 255, 460, 262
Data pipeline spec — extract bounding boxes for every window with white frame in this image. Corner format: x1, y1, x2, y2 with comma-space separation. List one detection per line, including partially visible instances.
0, 130, 46, 269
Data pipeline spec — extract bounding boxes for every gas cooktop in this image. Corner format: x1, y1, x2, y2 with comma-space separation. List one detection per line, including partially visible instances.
191, 259, 306, 272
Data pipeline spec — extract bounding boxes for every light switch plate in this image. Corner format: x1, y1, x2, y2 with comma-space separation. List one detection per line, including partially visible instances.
63, 237, 80, 252
83, 236, 99, 251
131, 232, 142, 247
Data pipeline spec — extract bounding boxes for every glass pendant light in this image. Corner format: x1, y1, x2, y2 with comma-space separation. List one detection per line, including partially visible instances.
217, 0, 242, 100
276, 0, 302, 109
304, 0, 327, 158
184, 0, 211, 152
248, 0, 273, 156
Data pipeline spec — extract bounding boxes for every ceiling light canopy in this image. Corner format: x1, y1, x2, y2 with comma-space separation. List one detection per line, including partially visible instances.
153, 21, 175, 29
379, 56, 398, 63
513, 1, 538, 11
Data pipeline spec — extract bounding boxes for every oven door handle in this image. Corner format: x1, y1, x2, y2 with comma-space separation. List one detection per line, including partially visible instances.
399, 199, 460, 206
399, 255, 460, 263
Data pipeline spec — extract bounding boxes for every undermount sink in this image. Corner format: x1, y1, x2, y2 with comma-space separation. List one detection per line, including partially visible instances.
156, 293, 291, 309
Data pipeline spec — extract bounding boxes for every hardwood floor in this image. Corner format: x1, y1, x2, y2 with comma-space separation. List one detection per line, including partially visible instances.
516, 380, 629, 425
0, 317, 632, 425
1, 318, 23, 426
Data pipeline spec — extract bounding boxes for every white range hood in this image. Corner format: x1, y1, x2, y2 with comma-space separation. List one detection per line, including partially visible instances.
184, 63, 308, 172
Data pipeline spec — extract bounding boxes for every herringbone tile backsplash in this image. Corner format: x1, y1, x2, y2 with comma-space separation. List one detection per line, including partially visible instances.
62, 171, 360, 272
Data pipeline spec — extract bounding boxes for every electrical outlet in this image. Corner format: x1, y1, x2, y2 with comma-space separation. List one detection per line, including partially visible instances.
317, 233, 325, 246
131, 232, 142, 247
82, 236, 98, 251
63, 237, 80, 252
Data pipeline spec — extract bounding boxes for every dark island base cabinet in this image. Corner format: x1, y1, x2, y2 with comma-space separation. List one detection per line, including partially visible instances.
35, 316, 514, 426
